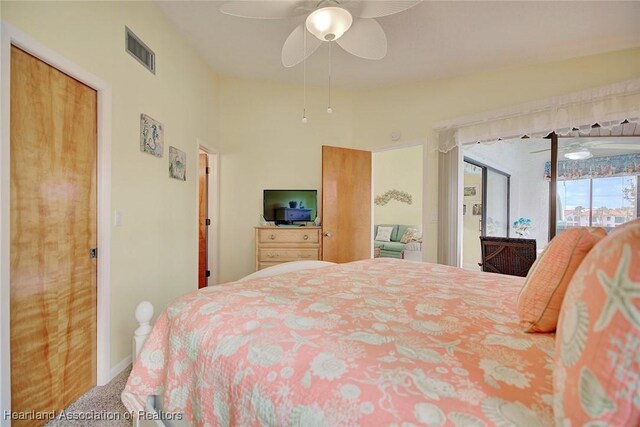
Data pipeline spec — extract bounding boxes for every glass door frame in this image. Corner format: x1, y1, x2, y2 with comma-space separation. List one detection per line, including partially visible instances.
463, 157, 511, 237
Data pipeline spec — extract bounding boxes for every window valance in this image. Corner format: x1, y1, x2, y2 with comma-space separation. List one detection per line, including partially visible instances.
544, 153, 640, 181
435, 78, 640, 153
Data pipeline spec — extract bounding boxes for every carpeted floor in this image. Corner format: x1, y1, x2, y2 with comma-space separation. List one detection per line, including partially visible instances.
45, 365, 132, 426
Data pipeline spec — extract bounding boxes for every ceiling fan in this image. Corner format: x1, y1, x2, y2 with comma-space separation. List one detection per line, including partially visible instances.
530, 140, 640, 160
220, 0, 421, 67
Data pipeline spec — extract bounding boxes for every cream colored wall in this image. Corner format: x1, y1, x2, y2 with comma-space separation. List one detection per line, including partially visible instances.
352, 47, 640, 262
218, 76, 354, 282
221, 48, 640, 278
2, 1, 220, 370
373, 145, 423, 226
4, 0, 640, 373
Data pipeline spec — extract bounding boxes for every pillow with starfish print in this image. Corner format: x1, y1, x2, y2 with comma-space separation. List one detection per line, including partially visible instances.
553, 221, 640, 426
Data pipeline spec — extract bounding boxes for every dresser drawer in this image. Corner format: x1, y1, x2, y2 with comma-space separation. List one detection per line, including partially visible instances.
258, 248, 320, 262
257, 228, 320, 244
255, 227, 323, 272
257, 262, 283, 271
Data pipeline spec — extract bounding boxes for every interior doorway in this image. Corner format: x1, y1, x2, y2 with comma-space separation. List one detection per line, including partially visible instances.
198, 146, 219, 287
372, 142, 424, 262
198, 150, 209, 288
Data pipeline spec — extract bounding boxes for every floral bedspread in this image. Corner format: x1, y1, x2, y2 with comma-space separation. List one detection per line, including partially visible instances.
122, 259, 555, 426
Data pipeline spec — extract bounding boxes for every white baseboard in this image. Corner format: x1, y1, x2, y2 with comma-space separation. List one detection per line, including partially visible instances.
109, 355, 132, 382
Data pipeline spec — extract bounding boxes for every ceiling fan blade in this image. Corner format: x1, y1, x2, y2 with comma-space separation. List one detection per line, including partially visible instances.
530, 149, 551, 154
281, 24, 322, 67
220, 0, 309, 19
346, 1, 421, 19
336, 18, 387, 60
592, 143, 640, 150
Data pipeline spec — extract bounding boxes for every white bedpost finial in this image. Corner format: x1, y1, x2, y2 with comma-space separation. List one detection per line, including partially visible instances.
133, 301, 154, 360
135, 301, 154, 331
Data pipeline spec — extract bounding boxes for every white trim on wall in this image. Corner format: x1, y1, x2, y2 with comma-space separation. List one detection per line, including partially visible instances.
198, 141, 220, 286
0, 22, 112, 422
110, 356, 132, 382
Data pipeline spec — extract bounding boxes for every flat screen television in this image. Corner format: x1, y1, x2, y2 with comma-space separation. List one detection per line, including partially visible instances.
263, 189, 317, 224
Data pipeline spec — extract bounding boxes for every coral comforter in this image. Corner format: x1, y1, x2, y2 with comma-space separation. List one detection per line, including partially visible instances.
122, 259, 555, 426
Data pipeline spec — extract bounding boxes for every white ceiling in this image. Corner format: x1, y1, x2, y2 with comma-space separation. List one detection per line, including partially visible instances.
155, 1, 640, 90
561, 137, 640, 158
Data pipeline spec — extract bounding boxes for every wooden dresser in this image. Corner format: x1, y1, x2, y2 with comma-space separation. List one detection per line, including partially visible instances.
255, 226, 322, 271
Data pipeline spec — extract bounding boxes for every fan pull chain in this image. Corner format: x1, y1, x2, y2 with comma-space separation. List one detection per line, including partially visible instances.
327, 41, 333, 114
302, 28, 308, 124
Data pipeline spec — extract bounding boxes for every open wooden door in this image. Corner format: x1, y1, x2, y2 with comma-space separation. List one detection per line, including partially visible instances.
322, 146, 372, 262
198, 151, 209, 288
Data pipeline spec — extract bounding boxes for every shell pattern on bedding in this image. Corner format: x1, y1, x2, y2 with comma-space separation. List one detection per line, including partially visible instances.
122, 259, 555, 426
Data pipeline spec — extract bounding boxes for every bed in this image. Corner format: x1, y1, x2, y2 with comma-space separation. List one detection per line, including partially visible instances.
122, 258, 555, 426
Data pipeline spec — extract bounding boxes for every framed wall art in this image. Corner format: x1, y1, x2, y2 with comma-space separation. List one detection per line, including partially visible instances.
140, 113, 163, 157
464, 185, 477, 197
169, 146, 186, 181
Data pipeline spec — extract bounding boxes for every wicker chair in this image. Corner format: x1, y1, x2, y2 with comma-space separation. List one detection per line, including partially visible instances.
479, 236, 537, 277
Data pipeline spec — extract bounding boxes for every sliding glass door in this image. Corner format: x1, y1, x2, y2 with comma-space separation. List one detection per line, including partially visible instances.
462, 158, 510, 270
557, 175, 638, 233
552, 135, 640, 236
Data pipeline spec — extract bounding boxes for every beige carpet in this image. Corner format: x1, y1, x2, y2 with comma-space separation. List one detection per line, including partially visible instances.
45, 365, 132, 426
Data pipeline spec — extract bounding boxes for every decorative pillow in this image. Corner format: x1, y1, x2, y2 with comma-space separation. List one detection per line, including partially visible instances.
517, 227, 607, 333
553, 221, 640, 426
610, 217, 640, 235
400, 228, 418, 244
375, 226, 393, 242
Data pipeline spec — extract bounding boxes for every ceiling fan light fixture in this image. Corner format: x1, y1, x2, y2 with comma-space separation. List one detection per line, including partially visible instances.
564, 150, 592, 160
305, 7, 353, 41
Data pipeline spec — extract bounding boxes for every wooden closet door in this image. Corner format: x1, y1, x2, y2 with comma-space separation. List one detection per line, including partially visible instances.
10, 46, 97, 425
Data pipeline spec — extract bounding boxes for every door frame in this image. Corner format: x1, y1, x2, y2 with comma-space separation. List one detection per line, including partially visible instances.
0, 22, 113, 419
370, 139, 425, 260
197, 141, 219, 286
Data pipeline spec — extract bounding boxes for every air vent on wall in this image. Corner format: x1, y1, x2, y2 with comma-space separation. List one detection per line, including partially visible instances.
125, 26, 155, 74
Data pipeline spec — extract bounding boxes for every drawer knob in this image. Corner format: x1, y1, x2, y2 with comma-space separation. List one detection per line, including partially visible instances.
269, 234, 276, 240
303, 235, 309, 240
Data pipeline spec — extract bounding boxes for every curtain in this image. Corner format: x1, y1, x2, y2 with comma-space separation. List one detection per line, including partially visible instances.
435, 78, 640, 152
437, 144, 462, 267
